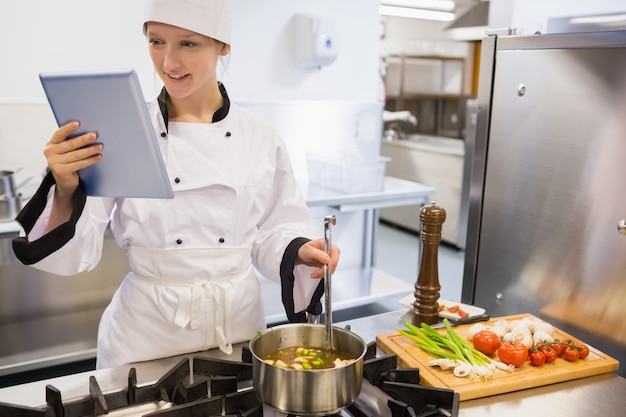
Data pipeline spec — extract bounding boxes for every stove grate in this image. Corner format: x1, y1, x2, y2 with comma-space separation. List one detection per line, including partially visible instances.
0, 338, 458, 417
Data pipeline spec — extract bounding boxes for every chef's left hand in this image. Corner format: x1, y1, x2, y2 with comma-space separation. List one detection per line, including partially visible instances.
296, 239, 341, 279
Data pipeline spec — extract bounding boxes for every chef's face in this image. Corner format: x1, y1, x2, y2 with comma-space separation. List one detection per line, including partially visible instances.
146, 22, 230, 101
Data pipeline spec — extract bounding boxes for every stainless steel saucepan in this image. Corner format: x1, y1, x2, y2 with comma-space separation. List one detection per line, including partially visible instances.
250, 215, 367, 415
249, 323, 367, 415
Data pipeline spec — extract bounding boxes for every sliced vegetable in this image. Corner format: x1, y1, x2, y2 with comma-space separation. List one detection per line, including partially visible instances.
439, 304, 470, 318
428, 358, 457, 370
263, 346, 354, 370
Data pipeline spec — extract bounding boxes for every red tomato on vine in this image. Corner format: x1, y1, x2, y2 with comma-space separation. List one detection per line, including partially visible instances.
563, 345, 580, 362
529, 350, 546, 366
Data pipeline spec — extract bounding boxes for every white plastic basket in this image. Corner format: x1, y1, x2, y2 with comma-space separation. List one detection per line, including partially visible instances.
307, 153, 390, 193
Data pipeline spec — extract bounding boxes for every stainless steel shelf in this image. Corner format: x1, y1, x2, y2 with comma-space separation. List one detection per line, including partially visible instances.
304, 176, 435, 212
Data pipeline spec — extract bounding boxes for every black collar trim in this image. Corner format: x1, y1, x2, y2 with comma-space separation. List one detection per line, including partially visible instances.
157, 82, 231, 132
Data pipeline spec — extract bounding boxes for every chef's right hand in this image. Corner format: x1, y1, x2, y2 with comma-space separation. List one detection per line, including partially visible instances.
44, 121, 102, 198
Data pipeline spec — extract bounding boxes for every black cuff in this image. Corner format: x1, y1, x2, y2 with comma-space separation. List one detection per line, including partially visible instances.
12, 171, 87, 265
279, 237, 325, 323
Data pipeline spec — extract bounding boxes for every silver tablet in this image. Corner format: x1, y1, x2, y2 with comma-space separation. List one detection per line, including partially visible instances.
39, 69, 174, 198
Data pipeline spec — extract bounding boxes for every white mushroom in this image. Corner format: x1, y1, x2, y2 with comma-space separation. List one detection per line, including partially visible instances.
491, 324, 508, 338
467, 323, 489, 339
508, 320, 528, 332
532, 331, 554, 344
522, 316, 542, 333
493, 319, 510, 330
534, 322, 554, 336
504, 328, 533, 348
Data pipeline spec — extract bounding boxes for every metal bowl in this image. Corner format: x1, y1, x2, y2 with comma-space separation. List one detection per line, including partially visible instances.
0, 170, 17, 197
0, 194, 21, 222
249, 323, 367, 416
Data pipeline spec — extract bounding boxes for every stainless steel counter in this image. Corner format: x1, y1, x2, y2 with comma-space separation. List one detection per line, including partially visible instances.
0, 309, 623, 416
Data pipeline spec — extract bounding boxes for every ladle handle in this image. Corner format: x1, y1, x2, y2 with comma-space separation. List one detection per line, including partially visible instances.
323, 215, 336, 351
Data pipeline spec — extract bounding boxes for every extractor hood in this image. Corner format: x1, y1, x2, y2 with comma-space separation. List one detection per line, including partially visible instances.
446, 1, 489, 40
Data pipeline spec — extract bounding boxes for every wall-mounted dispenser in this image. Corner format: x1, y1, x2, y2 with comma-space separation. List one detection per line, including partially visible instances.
294, 14, 338, 69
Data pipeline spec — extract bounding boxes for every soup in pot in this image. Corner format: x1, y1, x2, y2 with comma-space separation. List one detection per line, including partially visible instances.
262, 346, 355, 370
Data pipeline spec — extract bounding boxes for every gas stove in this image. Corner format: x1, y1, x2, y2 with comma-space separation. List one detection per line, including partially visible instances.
0, 338, 459, 417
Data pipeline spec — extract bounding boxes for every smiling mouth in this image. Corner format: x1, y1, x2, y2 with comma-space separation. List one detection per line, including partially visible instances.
167, 73, 188, 80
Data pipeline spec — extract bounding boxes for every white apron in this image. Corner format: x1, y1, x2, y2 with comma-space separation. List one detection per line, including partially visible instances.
96, 245, 266, 369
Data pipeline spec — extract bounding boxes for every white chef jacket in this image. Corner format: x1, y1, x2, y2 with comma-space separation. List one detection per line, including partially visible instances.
18, 95, 321, 369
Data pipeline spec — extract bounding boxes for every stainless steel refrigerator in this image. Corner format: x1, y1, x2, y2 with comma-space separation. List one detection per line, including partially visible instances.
462, 30, 626, 376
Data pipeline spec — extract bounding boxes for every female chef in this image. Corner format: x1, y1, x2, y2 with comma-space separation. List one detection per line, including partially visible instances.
12, 0, 340, 369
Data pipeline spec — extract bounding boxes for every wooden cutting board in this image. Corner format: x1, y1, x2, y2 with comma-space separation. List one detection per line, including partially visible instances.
376, 313, 620, 401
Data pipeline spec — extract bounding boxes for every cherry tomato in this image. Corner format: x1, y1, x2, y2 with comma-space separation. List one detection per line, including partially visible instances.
574, 342, 590, 359
497, 342, 528, 368
458, 308, 470, 318
535, 343, 556, 363
549, 341, 566, 356
563, 345, 580, 362
542, 347, 558, 363
473, 330, 501, 356
529, 350, 546, 366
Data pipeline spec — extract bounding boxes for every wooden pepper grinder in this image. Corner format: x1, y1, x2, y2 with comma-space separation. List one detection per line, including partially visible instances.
412, 201, 446, 326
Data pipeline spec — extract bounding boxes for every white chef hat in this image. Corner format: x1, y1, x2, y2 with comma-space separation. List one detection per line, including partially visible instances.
143, 0, 232, 46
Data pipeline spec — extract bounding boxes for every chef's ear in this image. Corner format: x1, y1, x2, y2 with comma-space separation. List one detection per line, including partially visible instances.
220, 43, 231, 56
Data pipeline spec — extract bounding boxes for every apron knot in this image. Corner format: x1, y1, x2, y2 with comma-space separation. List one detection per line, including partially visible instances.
174, 279, 233, 354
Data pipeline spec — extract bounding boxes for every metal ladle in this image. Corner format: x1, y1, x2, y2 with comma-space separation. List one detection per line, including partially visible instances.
323, 214, 336, 351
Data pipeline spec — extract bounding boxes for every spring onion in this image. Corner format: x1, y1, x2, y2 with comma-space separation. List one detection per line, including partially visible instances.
397, 318, 514, 381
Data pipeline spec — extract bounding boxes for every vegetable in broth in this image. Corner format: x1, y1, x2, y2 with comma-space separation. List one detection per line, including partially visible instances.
262, 346, 355, 370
